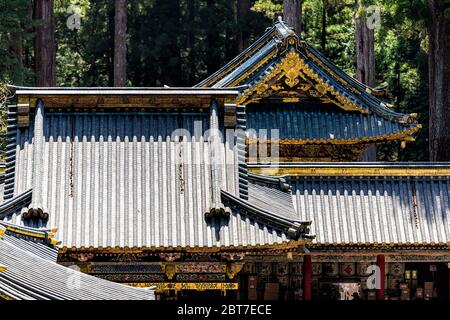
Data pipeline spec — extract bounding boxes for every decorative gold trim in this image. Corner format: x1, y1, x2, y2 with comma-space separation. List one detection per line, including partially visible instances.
0, 265, 6, 272
162, 263, 179, 280
226, 262, 244, 279
18, 95, 232, 109
237, 50, 368, 113
58, 239, 307, 254
307, 242, 450, 248
4, 226, 58, 245
249, 166, 450, 177
246, 124, 421, 146
0, 291, 13, 300
124, 282, 239, 292
5, 226, 46, 239
0, 167, 4, 175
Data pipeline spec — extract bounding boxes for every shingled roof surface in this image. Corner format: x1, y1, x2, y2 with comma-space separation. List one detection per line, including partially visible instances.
2, 89, 311, 250
0, 222, 155, 300
247, 162, 450, 247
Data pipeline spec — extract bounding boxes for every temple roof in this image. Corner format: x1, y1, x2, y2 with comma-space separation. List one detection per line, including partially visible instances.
0, 222, 155, 300
248, 162, 450, 248
1, 97, 311, 251
197, 20, 421, 146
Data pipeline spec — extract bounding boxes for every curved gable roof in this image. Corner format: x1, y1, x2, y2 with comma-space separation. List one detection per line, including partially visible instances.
196, 20, 421, 145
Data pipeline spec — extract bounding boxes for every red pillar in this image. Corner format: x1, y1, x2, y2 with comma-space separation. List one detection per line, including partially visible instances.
303, 254, 312, 301
376, 254, 385, 300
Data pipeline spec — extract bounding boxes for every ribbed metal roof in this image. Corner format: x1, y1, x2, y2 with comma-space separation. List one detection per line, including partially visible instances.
0, 178, 4, 204
4, 111, 299, 248
0, 224, 155, 300
246, 103, 414, 142
247, 182, 298, 221
290, 176, 450, 246
0, 189, 32, 220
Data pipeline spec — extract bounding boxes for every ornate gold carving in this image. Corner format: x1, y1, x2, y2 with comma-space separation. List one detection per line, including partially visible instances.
125, 282, 239, 292
283, 51, 303, 88
226, 262, 245, 279
0, 291, 13, 300
246, 124, 421, 148
162, 263, 180, 280
159, 253, 182, 262
237, 49, 365, 113
58, 239, 308, 257
249, 166, 450, 177
111, 253, 143, 262
221, 253, 246, 261
69, 253, 94, 262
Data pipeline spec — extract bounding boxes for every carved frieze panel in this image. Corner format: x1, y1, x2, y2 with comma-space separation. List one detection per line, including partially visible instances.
388, 276, 403, 290
323, 262, 339, 277
389, 262, 404, 276
95, 273, 165, 282
357, 262, 371, 276
276, 262, 289, 275
89, 263, 164, 274
243, 262, 255, 274
257, 263, 272, 276
290, 262, 303, 275
178, 262, 226, 274
312, 263, 322, 276
176, 274, 226, 282
339, 263, 356, 277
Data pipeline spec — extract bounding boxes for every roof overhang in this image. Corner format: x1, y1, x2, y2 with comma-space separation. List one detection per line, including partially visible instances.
9, 85, 244, 96
7, 85, 245, 109
247, 162, 450, 177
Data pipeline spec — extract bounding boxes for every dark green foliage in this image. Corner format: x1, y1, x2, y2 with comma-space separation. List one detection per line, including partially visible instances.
0, 0, 35, 161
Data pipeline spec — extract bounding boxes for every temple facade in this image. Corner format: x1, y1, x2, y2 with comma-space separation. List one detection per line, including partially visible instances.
1, 21, 450, 300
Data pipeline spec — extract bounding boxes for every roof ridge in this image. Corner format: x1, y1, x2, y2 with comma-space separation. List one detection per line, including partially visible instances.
303, 43, 417, 123
220, 189, 312, 240
0, 189, 32, 220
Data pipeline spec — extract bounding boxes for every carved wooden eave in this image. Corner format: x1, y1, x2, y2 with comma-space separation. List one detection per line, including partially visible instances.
7, 86, 242, 125
247, 162, 450, 177
57, 239, 309, 260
